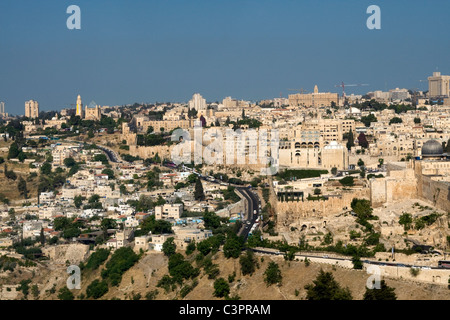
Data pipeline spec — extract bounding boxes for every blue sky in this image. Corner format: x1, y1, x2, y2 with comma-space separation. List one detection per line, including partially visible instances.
0, 0, 449, 114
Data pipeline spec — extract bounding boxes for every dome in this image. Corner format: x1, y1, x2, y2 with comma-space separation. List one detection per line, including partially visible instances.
422, 140, 443, 157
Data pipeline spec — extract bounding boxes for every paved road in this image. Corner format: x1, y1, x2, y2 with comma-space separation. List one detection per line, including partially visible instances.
236, 187, 260, 241
178, 165, 262, 240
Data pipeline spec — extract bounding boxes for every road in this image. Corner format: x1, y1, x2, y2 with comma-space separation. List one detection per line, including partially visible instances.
235, 187, 260, 241
178, 165, 262, 241
61, 138, 122, 163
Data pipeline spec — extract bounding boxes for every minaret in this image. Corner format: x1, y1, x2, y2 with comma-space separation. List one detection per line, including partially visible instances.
76, 95, 83, 117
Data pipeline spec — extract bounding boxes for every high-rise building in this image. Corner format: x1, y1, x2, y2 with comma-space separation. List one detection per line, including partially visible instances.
76, 94, 83, 117
25, 100, 39, 118
0, 101, 5, 115
188, 93, 207, 111
428, 72, 450, 98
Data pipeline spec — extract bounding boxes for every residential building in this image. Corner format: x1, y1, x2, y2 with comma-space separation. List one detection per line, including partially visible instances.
25, 100, 39, 118
155, 203, 183, 220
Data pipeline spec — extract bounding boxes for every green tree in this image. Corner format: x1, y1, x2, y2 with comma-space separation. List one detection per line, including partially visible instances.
239, 250, 257, 276
352, 255, 363, 269
185, 241, 196, 255
399, 212, 413, 231
40, 162, 52, 175
57, 286, 75, 300
213, 278, 230, 298
162, 237, 176, 257
361, 114, 378, 127
264, 262, 282, 286
7, 142, 20, 159
357, 158, 365, 167
305, 269, 353, 300
74, 195, 84, 208
389, 117, 403, 125
194, 178, 205, 201
339, 176, 354, 187
346, 130, 354, 150
63, 157, 76, 167
86, 279, 109, 299
223, 234, 244, 259
363, 280, 397, 300
18, 176, 28, 199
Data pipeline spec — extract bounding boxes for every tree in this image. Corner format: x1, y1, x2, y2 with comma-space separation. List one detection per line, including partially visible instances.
239, 250, 257, 276
162, 237, 176, 257
213, 278, 230, 298
57, 286, 74, 300
346, 130, 354, 150
7, 142, 20, 159
363, 280, 397, 300
357, 158, 365, 168
63, 157, 76, 168
18, 177, 28, 199
40, 162, 52, 175
414, 117, 421, 124
352, 255, 363, 269
101, 218, 117, 231
223, 234, 244, 259
361, 114, 378, 127
351, 198, 374, 221
339, 176, 354, 187
203, 211, 221, 229
86, 279, 109, 299
264, 262, 282, 286
389, 117, 403, 125
74, 195, 84, 208
331, 167, 338, 175
194, 178, 205, 201
39, 228, 45, 245
101, 168, 115, 180
399, 212, 413, 231
305, 269, 353, 300
357, 133, 369, 148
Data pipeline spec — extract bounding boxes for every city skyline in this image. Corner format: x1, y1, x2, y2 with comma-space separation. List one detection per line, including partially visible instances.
1, 0, 449, 113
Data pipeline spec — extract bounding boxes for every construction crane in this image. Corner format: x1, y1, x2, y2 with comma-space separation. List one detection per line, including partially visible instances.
335, 82, 369, 97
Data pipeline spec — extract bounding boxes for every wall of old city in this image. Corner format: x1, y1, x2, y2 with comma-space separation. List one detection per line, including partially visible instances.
277, 189, 370, 224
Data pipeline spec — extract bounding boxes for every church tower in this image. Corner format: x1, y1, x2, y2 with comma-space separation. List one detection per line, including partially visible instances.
76, 95, 83, 118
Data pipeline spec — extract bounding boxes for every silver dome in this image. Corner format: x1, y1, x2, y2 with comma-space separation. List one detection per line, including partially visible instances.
422, 140, 443, 156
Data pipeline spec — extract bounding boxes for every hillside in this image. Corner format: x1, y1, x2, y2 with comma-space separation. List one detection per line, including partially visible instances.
3, 248, 449, 300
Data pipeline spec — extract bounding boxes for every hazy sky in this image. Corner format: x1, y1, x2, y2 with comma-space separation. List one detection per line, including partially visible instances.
0, 0, 449, 114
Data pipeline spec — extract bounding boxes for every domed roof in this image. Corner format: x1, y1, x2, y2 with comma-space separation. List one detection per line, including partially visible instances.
422, 139, 443, 156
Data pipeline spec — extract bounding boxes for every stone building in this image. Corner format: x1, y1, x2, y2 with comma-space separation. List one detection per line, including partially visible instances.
289, 85, 339, 108
84, 102, 102, 121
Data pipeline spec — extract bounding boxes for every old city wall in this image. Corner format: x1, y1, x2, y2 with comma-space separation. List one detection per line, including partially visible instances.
370, 167, 418, 208
418, 175, 450, 212
277, 189, 370, 224
129, 145, 172, 160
